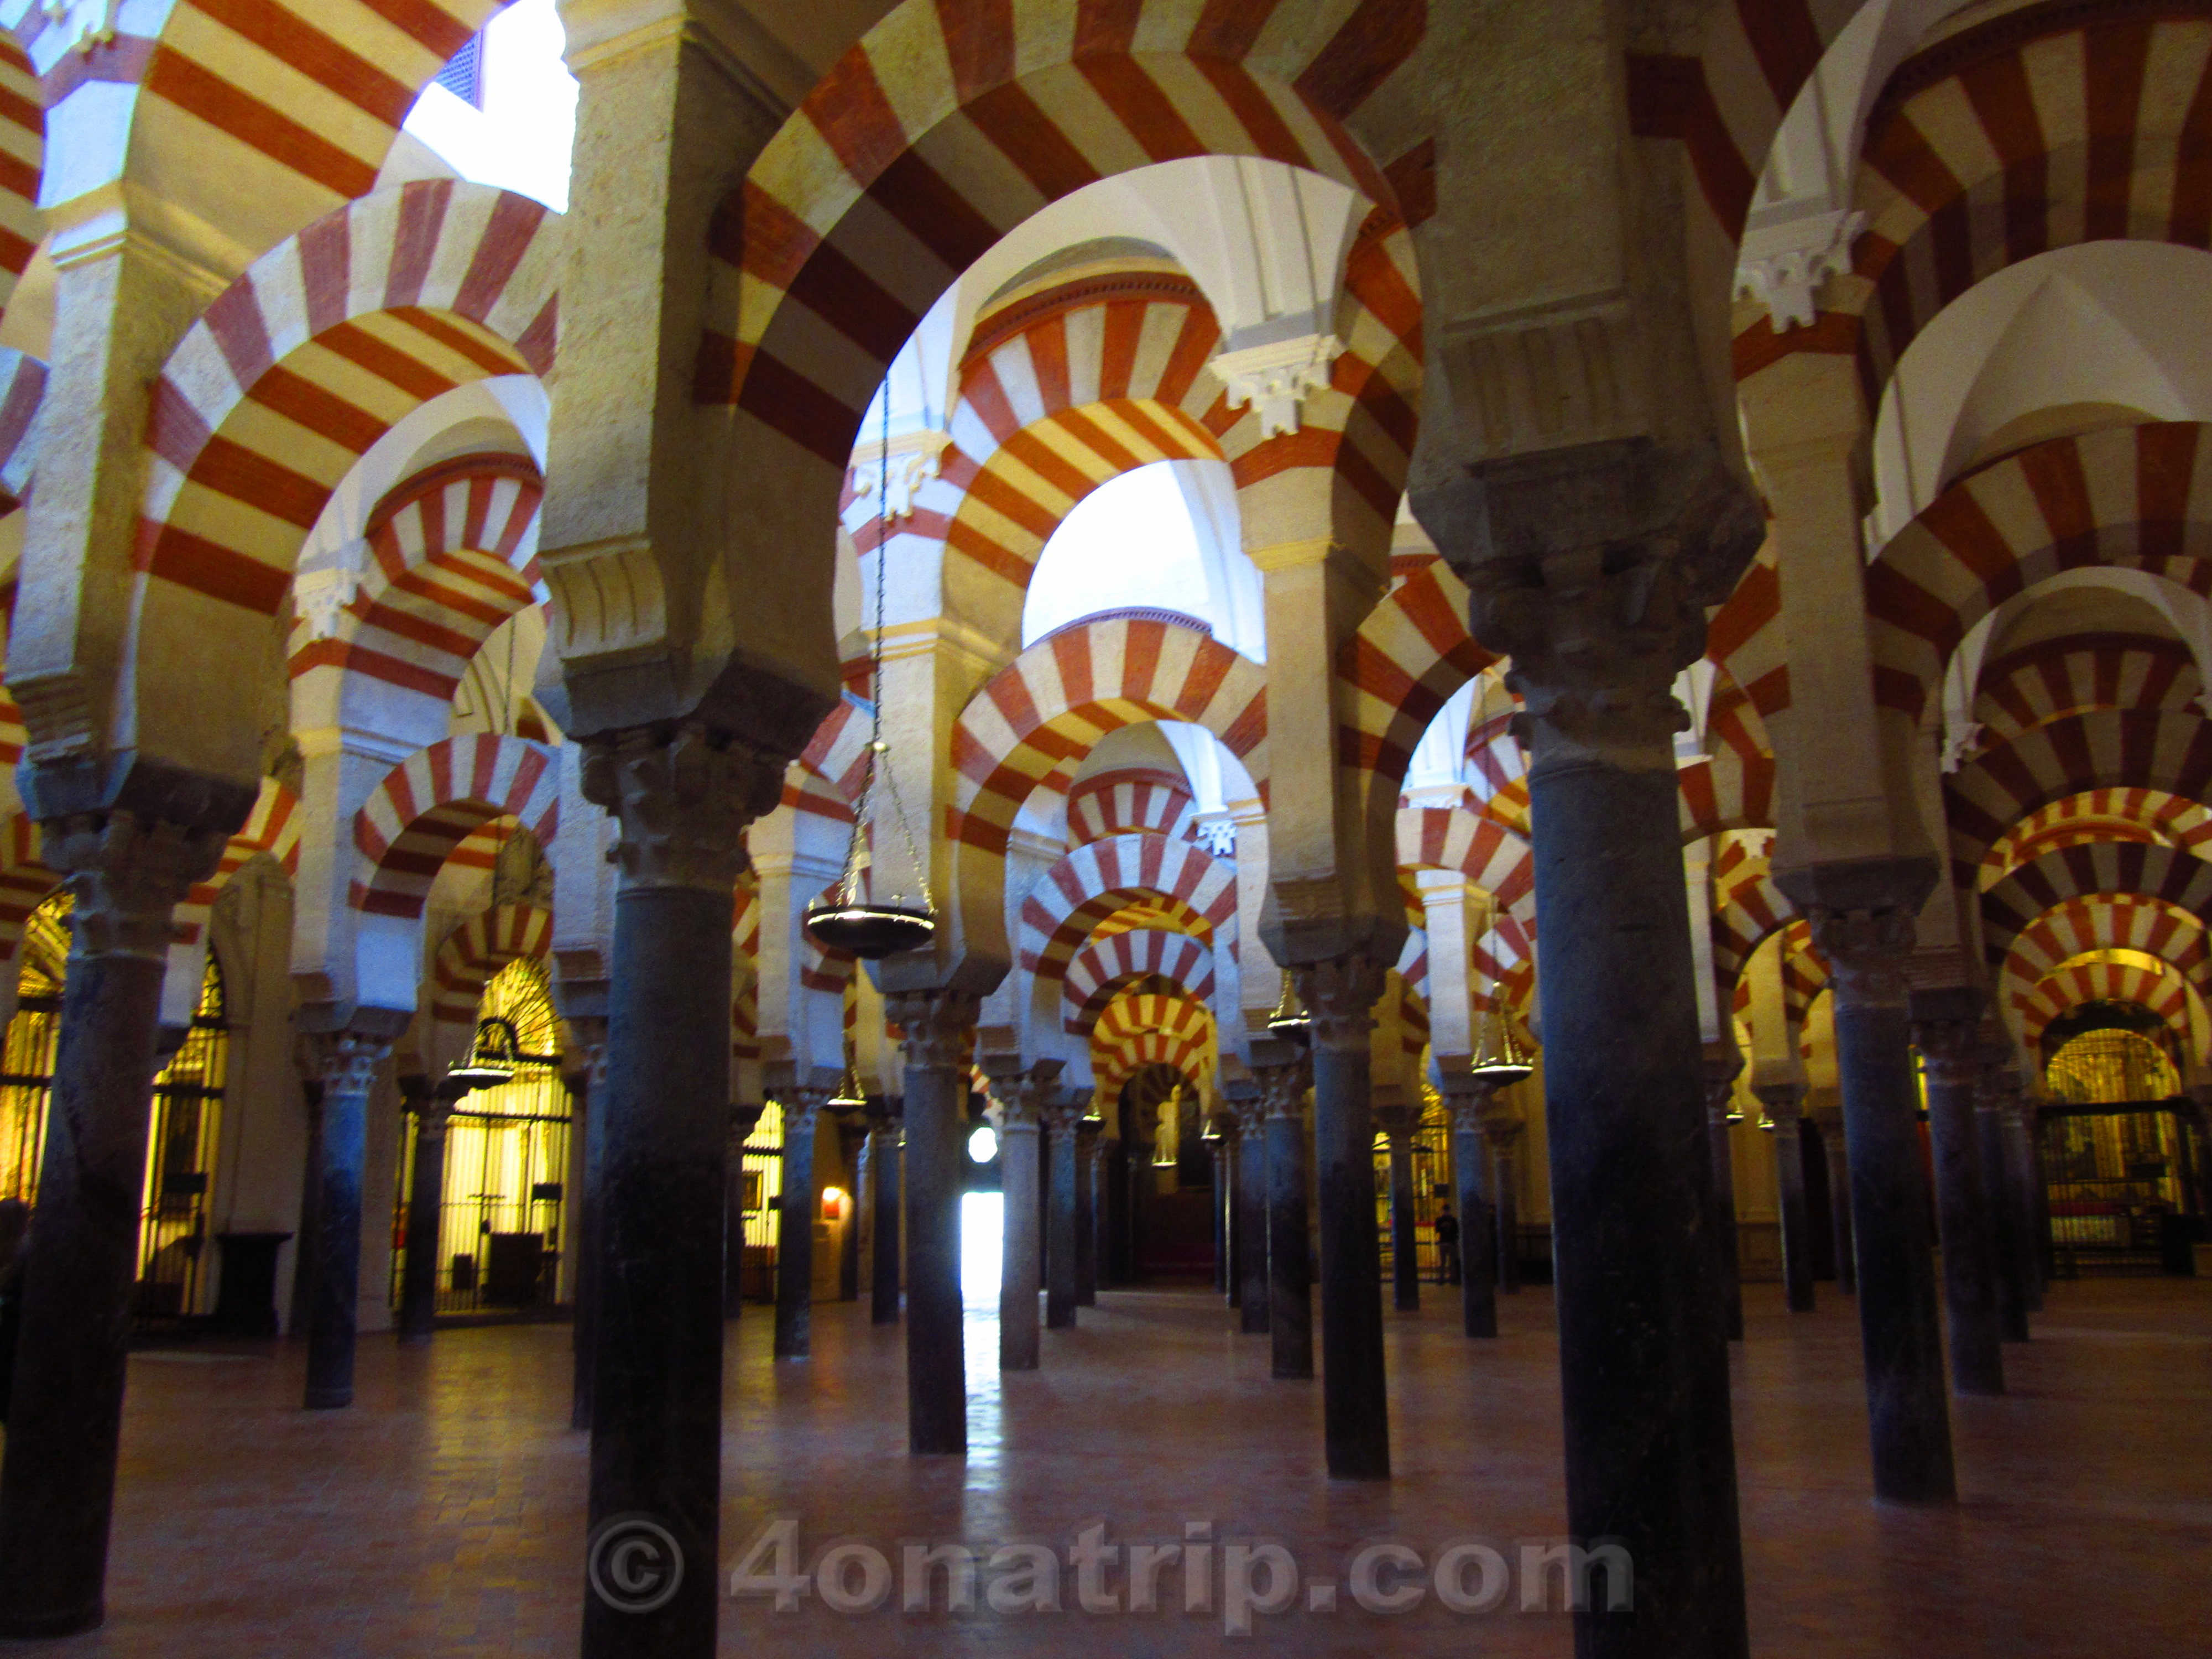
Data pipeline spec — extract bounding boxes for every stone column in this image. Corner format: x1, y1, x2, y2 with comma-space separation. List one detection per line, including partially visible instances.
1703, 1043, 1746, 1338
1044, 1100, 1081, 1329
1488, 1115, 1524, 1293
1295, 955, 1390, 1480
1211, 1126, 1233, 1297
2006, 1091, 2046, 1312
1440, 1077, 1498, 1338
1910, 999, 2005, 1397
998, 1068, 1055, 1371
1782, 877, 1956, 1504
1375, 1098, 1422, 1312
579, 724, 780, 1657
723, 1103, 765, 1321
398, 1091, 457, 1345
1233, 1097, 1271, 1334
884, 990, 978, 1455
864, 1100, 901, 1324
568, 1032, 608, 1431
1124, 1117, 1154, 1281
1259, 1058, 1314, 1379
0, 812, 223, 1636
1075, 1114, 1101, 1305
1463, 533, 1749, 1653
1809, 1098, 1856, 1295
1758, 1084, 1817, 1314
304, 1032, 394, 1408
774, 1089, 827, 1360
1975, 1057, 2030, 1343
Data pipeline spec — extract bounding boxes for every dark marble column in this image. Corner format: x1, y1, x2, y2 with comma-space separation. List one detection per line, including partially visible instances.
1124, 1123, 1154, 1282
566, 1032, 608, 1432
1439, 1076, 1498, 1338
835, 1111, 864, 1302
1260, 1058, 1313, 1379
1703, 1042, 1746, 1338
579, 723, 781, 1658
2005, 1091, 2046, 1312
1210, 1126, 1233, 1297
1910, 998, 2004, 1397
305, 1032, 394, 1408
998, 1065, 1056, 1371
1375, 1098, 1421, 1312
1975, 1056, 2030, 1343
1463, 531, 1750, 1656
884, 990, 978, 1455
0, 811, 223, 1636
1044, 1099, 1081, 1329
1781, 870, 1956, 1505
866, 1100, 901, 1324
1294, 955, 1390, 1480
1758, 1083, 1817, 1314
398, 1091, 456, 1345
723, 1103, 764, 1322
774, 1089, 826, 1360
1233, 1097, 1270, 1333
1809, 1100, 1856, 1295
1488, 1117, 1524, 1293
1075, 1114, 1100, 1305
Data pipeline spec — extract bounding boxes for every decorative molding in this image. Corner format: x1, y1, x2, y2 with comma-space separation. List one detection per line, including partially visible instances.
41, 811, 226, 962
1735, 210, 1864, 334
40, 0, 118, 55
293, 566, 361, 643
885, 988, 980, 1073
1207, 331, 1343, 439
1292, 953, 1387, 1053
847, 428, 952, 521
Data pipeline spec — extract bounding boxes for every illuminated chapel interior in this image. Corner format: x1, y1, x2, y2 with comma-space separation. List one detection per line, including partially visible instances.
0, 0, 2200, 1653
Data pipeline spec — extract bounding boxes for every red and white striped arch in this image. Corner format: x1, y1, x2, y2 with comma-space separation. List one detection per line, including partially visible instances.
949, 615, 1266, 858
732, 883, 761, 1063
1982, 788, 2212, 889
2020, 957, 2201, 1055
0, 34, 37, 325
1092, 989, 1214, 1095
1981, 841, 2212, 974
1067, 765, 1197, 848
1866, 426, 2212, 728
290, 453, 544, 720
1969, 632, 2201, 753
173, 779, 303, 950
1704, 543, 1788, 722
1729, 919, 1831, 1031
1393, 806, 1533, 911
1062, 927, 1215, 1036
1945, 708, 2212, 880
430, 902, 552, 1027
1739, 9, 2212, 409
1711, 868, 1791, 1000
350, 734, 558, 919
1678, 741, 1776, 843
136, 181, 557, 741
1017, 833, 1237, 980
1997, 893, 2212, 1027
1338, 559, 1498, 786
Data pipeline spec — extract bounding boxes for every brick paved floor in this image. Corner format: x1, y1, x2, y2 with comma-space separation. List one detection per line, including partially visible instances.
11, 1276, 2207, 1655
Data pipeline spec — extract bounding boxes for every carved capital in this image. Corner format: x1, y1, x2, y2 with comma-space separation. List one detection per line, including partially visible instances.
1910, 1019, 1983, 1088
41, 811, 226, 962
1373, 1100, 1421, 1141
886, 988, 980, 1073
1437, 1076, 1496, 1136
781, 1086, 830, 1135
1255, 1059, 1310, 1121
1011, 1060, 1065, 1129
1483, 1112, 1525, 1151
414, 1096, 456, 1140
1702, 1041, 1746, 1119
303, 1031, 389, 1099
579, 722, 784, 894
1754, 1082, 1804, 1124
1291, 953, 1386, 1053
1801, 905, 1917, 1008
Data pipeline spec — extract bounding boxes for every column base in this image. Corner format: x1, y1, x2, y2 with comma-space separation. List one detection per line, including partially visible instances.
0, 1600, 103, 1639
304, 1386, 353, 1411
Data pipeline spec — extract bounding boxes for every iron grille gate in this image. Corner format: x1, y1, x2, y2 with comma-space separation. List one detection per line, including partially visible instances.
1374, 1108, 1453, 1284
135, 961, 229, 1323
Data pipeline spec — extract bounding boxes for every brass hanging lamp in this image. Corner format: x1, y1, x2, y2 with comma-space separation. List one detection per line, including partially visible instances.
805, 373, 937, 960
447, 1015, 519, 1094
1470, 915, 1533, 1088
1266, 968, 1311, 1039
828, 1061, 867, 1111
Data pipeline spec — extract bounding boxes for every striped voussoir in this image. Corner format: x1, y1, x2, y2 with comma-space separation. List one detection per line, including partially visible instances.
1981, 786, 2212, 888
3, 1, 496, 243
0, 810, 53, 966
1726, 917, 1829, 1027
1393, 927, 1427, 1004
140, 180, 558, 629
792, 692, 875, 820
950, 615, 1266, 856
1980, 840, 2212, 971
0, 346, 42, 514
351, 733, 559, 918
1092, 989, 1213, 1094
800, 901, 859, 998
1062, 926, 1215, 1035
173, 778, 302, 948
1678, 742, 1776, 842
430, 902, 552, 1027
732, 884, 761, 1062
1944, 708, 2212, 878
0, 33, 35, 321
1017, 832, 1237, 979
1869, 426, 2212, 724
1739, 8, 2212, 404
1473, 910, 1536, 1014
1466, 709, 1526, 801
289, 452, 544, 712
1995, 890, 2212, 1019
2018, 957, 2197, 1051
1711, 868, 1792, 1001
1393, 806, 1534, 910
1067, 766, 1197, 848
1338, 560, 1496, 784
1704, 543, 1788, 721
1970, 632, 2202, 750
698, 0, 1425, 467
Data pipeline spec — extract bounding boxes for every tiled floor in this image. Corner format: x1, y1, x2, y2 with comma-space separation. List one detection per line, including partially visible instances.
17, 1275, 2209, 1655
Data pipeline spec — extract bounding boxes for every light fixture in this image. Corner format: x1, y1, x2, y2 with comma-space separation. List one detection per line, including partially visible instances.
828, 1065, 867, 1110
805, 374, 938, 961
446, 1015, 518, 1094
1755, 1109, 1777, 1134
1470, 1013, 1533, 1090
967, 1124, 999, 1164
1267, 969, 1311, 1038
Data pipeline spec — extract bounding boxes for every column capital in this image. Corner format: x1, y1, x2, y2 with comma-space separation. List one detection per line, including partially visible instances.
579, 722, 785, 894
1373, 1099, 1422, 1140
1702, 1040, 1745, 1118
301, 1030, 391, 1095
1254, 1057, 1311, 1119
1754, 1081, 1806, 1124
1776, 857, 1938, 1009
885, 988, 980, 1073
779, 1086, 831, 1130
1010, 1060, 1066, 1129
40, 810, 228, 962
1909, 989, 1987, 1088
1290, 953, 1387, 1053
1482, 1113, 1526, 1151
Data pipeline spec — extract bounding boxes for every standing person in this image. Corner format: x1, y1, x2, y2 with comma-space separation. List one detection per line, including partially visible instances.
1434, 1204, 1461, 1285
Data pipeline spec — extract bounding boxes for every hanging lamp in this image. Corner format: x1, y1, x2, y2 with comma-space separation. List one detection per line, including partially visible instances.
1266, 968, 1311, 1039
1470, 915, 1533, 1088
805, 372, 938, 960
447, 1015, 519, 1094
827, 1062, 867, 1111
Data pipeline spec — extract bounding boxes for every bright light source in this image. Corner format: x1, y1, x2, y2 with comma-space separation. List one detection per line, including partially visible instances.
968, 1125, 999, 1163
960, 1192, 1003, 1310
